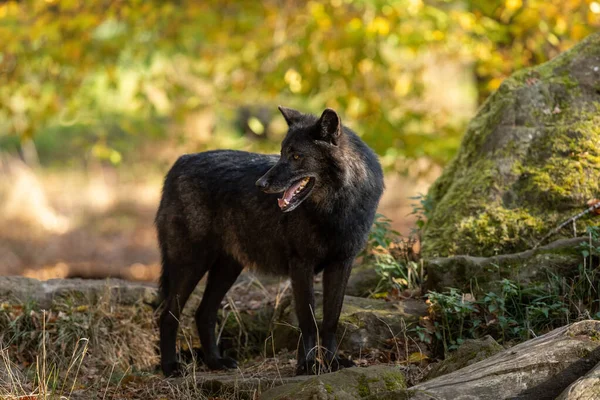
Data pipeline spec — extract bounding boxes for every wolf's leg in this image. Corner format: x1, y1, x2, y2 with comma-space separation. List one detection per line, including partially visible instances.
160, 259, 210, 377
291, 261, 317, 375
322, 259, 355, 371
195, 253, 243, 370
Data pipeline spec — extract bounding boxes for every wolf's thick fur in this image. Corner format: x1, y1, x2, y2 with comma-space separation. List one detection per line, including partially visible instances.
156, 107, 384, 377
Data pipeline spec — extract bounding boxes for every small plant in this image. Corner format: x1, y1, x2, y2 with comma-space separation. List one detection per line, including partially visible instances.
426, 289, 478, 352
363, 214, 422, 295
363, 213, 401, 256
572, 226, 600, 315
409, 193, 434, 234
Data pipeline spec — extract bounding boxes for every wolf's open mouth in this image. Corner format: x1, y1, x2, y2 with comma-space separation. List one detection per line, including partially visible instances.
277, 177, 315, 212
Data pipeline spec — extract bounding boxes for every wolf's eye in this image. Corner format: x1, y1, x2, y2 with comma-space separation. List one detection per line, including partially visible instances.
293, 154, 301, 160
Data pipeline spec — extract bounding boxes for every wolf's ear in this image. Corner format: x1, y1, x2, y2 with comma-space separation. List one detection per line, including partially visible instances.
317, 108, 341, 145
278, 106, 303, 126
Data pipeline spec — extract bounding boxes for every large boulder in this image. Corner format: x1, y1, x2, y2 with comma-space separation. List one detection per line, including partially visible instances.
421, 33, 600, 258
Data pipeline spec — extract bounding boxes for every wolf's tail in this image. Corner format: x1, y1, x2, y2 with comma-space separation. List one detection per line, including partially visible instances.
157, 235, 170, 304
158, 265, 169, 305
156, 202, 170, 305
156, 165, 178, 307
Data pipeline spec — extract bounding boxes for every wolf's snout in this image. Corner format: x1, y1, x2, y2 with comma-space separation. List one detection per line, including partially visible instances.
255, 176, 270, 190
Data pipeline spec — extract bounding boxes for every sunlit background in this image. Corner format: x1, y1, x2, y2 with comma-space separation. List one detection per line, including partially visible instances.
0, 0, 598, 281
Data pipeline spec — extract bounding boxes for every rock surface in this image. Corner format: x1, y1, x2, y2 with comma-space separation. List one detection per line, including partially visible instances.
557, 361, 600, 400
425, 335, 502, 380
0, 276, 157, 308
406, 320, 600, 399
192, 372, 309, 400
421, 32, 600, 258
345, 265, 381, 297
260, 364, 407, 400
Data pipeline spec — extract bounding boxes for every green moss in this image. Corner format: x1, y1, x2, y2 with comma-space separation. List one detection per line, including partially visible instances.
458, 206, 546, 255
325, 383, 334, 394
577, 348, 592, 358
515, 113, 600, 205
357, 375, 371, 397
382, 372, 406, 391
333, 297, 408, 328
338, 311, 363, 327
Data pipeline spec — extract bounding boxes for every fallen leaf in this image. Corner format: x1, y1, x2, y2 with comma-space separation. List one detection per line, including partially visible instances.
588, 199, 600, 215
407, 352, 428, 363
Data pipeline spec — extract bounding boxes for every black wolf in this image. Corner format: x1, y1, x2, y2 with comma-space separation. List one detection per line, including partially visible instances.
156, 106, 384, 377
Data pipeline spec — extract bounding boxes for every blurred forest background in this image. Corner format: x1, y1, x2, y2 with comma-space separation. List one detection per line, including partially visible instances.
0, 0, 598, 281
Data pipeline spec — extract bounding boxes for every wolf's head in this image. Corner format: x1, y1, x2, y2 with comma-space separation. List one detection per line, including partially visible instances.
255, 106, 350, 212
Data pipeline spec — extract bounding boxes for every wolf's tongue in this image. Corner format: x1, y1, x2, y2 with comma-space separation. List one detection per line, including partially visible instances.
277, 180, 304, 209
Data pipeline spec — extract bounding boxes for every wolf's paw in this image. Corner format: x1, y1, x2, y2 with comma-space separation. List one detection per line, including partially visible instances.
295, 355, 355, 375
329, 356, 355, 372
206, 356, 238, 370
162, 361, 183, 378
295, 357, 318, 376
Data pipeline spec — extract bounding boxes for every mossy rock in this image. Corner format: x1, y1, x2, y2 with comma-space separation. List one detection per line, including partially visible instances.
0, 276, 157, 309
260, 365, 408, 400
346, 263, 382, 297
271, 294, 427, 356
421, 32, 600, 258
425, 335, 502, 380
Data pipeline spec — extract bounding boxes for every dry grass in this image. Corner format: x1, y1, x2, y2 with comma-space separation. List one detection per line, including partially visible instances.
0, 285, 158, 399
0, 279, 304, 399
